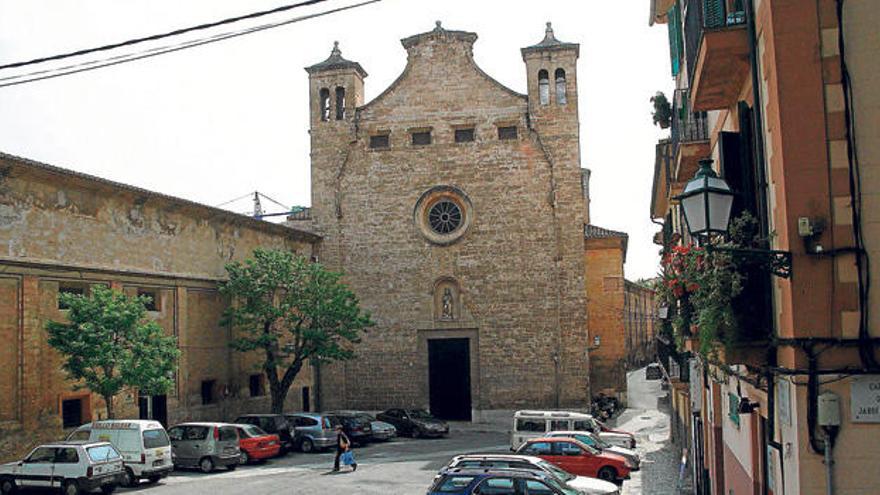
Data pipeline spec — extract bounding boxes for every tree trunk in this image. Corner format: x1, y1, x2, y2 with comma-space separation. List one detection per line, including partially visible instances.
104, 394, 115, 419
270, 386, 289, 414
269, 360, 304, 414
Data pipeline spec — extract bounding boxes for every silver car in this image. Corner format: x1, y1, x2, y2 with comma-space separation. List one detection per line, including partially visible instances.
285, 413, 339, 453
167, 423, 240, 473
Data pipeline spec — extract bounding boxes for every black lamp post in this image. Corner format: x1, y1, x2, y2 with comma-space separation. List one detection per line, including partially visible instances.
675, 158, 793, 278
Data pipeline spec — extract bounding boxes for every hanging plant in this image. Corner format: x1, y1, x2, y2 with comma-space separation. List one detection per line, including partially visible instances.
651, 91, 673, 129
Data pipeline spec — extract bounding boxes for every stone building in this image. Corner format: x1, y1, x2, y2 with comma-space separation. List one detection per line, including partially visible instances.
0, 152, 319, 461
301, 22, 591, 420
583, 225, 654, 405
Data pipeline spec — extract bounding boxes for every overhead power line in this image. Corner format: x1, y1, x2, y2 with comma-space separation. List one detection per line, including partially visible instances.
0, 0, 331, 71
0, 0, 380, 88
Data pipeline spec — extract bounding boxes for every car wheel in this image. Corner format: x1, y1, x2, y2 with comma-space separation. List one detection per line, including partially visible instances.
0, 477, 16, 494
62, 480, 80, 495
199, 457, 215, 473
240, 451, 250, 464
300, 438, 314, 453
100, 485, 117, 494
227, 462, 237, 471
410, 428, 421, 439
597, 466, 617, 482
123, 468, 137, 487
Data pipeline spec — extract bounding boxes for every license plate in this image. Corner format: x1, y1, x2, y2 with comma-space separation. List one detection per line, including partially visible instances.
155, 449, 164, 457
268, 441, 276, 445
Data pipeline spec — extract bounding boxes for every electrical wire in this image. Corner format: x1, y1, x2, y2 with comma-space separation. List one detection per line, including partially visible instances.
0, 0, 333, 71
214, 192, 256, 208
0, 0, 380, 88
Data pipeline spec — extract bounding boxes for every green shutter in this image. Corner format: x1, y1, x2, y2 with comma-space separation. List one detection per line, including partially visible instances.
667, 1, 684, 77
704, 0, 725, 29
728, 392, 741, 427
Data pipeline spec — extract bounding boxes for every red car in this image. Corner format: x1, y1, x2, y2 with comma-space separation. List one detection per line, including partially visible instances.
515, 437, 632, 483
234, 424, 281, 464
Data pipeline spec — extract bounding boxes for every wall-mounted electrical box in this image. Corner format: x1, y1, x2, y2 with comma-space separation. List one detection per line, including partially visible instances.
818, 391, 841, 427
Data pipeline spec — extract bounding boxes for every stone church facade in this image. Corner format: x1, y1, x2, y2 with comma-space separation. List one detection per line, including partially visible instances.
303, 22, 592, 420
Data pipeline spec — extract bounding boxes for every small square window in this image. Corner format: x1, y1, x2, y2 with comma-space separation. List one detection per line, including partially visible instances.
249, 374, 265, 397
498, 126, 518, 140
201, 380, 216, 405
369, 134, 389, 149
138, 289, 160, 312
411, 131, 432, 146
58, 284, 86, 310
454, 128, 475, 143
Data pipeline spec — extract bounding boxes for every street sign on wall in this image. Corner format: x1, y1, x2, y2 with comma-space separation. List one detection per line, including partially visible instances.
851, 375, 880, 423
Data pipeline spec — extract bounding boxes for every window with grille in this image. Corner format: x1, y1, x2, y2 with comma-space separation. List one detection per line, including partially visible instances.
370, 134, 390, 149
411, 131, 432, 146
454, 128, 475, 143
498, 126, 517, 140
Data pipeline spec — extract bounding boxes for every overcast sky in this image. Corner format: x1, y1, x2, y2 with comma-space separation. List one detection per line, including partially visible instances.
0, 0, 671, 280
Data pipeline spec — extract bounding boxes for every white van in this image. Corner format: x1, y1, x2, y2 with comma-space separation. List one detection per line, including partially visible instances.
67, 420, 173, 487
510, 410, 636, 450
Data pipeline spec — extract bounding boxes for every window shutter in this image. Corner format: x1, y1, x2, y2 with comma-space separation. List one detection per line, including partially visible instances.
703, 0, 726, 29
667, 2, 683, 76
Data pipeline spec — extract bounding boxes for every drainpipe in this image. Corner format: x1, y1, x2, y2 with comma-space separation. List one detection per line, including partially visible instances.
824, 439, 834, 495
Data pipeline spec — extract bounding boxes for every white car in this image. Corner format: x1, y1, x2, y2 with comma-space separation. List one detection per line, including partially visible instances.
442, 454, 620, 495
546, 431, 640, 470
67, 420, 173, 486
0, 441, 125, 495
512, 410, 636, 450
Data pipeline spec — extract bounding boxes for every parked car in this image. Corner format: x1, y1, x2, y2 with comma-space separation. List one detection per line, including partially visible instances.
66, 420, 173, 487
167, 423, 240, 473
428, 467, 583, 495
376, 408, 449, 438
233, 414, 295, 453
326, 411, 374, 446
232, 424, 281, 464
511, 410, 635, 450
356, 413, 397, 441
545, 431, 640, 470
0, 441, 125, 495
515, 437, 632, 483
284, 413, 339, 453
441, 454, 620, 495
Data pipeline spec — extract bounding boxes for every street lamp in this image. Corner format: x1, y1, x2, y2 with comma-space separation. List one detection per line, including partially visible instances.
676, 159, 735, 238
675, 158, 793, 278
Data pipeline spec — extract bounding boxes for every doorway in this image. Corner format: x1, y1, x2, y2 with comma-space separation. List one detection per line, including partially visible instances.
139, 394, 168, 427
428, 338, 471, 421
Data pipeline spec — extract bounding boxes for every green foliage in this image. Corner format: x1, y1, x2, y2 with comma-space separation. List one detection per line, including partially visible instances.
221, 248, 374, 412
658, 213, 762, 357
46, 286, 180, 418
651, 91, 673, 129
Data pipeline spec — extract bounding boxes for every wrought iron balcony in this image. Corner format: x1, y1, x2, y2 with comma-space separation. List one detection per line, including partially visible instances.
671, 88, 710, 183
685, 0, 750, 111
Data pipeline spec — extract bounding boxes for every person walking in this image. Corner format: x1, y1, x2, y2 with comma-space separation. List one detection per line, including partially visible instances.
333, 425, 357, 472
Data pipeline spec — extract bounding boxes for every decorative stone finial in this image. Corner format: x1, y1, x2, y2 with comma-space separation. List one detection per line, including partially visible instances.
331, 41, 341, 56
543, 22, 557, 42
436, 20, 443, 29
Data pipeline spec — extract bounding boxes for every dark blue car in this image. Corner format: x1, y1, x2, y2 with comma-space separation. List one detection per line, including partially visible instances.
427, 468, 581, 495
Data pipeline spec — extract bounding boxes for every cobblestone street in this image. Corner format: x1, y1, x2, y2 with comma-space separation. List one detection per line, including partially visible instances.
616, 367, 686, 495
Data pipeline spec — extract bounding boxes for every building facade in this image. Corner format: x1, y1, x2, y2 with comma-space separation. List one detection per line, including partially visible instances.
624, 280, 656, 369
649, 0, 880, 494
303, 23, 591, 420
0, 153, 319, 461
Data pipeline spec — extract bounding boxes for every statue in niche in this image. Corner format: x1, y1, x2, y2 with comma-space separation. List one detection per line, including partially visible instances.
440, 287, 454, 320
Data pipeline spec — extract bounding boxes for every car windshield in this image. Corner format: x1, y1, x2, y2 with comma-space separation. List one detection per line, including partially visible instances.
434, 475, 475, 492
143, 429, 170, 448
537, 460, 574, 482
408, 409, 433, 419
87, 445, 121, 462
357, 414, 375, 422
594, 435, 611, 449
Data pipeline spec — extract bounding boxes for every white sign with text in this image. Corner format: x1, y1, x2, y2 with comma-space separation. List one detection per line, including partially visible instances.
851, 375, 880, 423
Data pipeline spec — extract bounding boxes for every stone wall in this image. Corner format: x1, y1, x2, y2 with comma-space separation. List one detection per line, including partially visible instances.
0, 154, 318, 461
584, 237, 627, 402
307, 24, 589, 414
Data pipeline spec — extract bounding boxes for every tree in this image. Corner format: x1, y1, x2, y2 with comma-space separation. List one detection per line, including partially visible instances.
46, 286, 180, 419
221, 249, 374, 413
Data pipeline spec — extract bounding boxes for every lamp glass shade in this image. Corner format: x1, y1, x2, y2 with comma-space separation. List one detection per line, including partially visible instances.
677, 159, 735, 237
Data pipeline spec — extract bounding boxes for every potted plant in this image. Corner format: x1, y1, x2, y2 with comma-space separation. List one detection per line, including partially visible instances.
651, 91, 672, 129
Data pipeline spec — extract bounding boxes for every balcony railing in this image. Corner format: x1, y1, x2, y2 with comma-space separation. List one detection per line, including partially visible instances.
671, 89, 708, 144
683, 0, 750, 111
